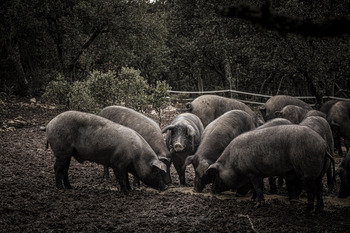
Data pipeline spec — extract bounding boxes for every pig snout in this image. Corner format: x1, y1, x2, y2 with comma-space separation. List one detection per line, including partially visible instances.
174, 143, 185, 152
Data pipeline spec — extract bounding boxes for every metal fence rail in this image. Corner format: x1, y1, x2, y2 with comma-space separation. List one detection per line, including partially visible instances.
168, 90, 349, 106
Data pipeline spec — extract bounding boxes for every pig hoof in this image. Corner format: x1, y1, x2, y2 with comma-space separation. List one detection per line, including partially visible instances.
254, 200, 265, 208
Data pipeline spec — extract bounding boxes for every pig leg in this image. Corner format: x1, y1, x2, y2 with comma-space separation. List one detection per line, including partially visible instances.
172, 156, 186, 186
103, 166, 109, 179
250, 175, 265, 207
326, 165, 334, 191
344, 137, 350, 153
315, 178, 324, 213
54, 156, 72, 189
268, 177, 277, 194
334, 136, 343, 157
112, 168, 130, 195
304, 179, 316, 212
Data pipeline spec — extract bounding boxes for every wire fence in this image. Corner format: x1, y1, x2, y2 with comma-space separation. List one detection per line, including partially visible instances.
167, 90, 350, 106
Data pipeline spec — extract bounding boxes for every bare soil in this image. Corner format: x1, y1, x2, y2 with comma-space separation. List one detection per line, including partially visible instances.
1, 95, 350, 232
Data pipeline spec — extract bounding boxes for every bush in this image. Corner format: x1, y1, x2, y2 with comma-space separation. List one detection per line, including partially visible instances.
68, 81, 98, 113
42, 68, 172, 115
149, 80, 171, 122
118, 67, 150, 111
42, 74, 70, 106
86, 70, 119, 108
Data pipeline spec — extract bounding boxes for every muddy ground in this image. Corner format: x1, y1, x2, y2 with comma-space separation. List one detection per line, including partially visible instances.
1, 95, 350, 232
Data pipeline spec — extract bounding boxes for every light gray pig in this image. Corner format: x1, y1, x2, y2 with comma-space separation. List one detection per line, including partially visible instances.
162, 113, 204, 185
98, 106, 171, 184
207, 125, 332, 213
259, 95, 312, 122
300, 116, 335, 191
183, 110, 256, 192
275, 105, 326, 124
185, 95, 259, 127
46, 111, 167, 194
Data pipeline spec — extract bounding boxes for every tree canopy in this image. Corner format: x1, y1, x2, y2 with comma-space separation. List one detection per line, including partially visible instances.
1, 0, 349, 102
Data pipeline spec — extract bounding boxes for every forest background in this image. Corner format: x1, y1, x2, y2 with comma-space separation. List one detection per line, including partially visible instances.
1, 0, 350, 111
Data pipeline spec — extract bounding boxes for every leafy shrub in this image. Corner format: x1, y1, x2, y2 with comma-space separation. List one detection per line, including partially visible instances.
42, 68, 172, 116
149, 80, 171, 121
118, 67, 150, 111
68, 81, 98, 113
42, 74, 70, 106
86, 70, 119, 108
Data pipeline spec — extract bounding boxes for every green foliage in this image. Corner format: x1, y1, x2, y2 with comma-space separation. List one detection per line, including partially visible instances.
149, 80, 171, 124
68, 81, 98, 113
86, 70, 118, 108
150, 80, 171, 111
42, 68, 172, 114
42, 75, 70, 106
118, 67, 150, 111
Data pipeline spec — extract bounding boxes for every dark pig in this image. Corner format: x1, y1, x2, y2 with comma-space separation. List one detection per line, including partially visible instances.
337, 150, 350, 198
257, 118, 292, 129
185, 95, 259, 127
326, 101, 350, 156
207, 125, 332, 212
162, 113, 204, 185
259, 95, 312, 122
275, 105, 326, 124
98, 106, 171, 184
320, 99, 338, 115
46, 111, 167, 194
183, 110, 256, 192
257, 118, 292, 194
300, 116, 335, 191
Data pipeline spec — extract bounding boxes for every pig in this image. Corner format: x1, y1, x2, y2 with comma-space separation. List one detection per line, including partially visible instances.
183, 110, 256, 192
320, 99, 338, 115
300, 116, 335, 191
259, 95, 312, 122
185, 95, 259, 127
162, 113, 204, 185
98, 106, 171, 184
257, 118, 292, 194
275, 105, 326, 124
326, 101, 350, 157
207, 125, 332, 212
337, 150, 350, 198
46, 111, 167, 194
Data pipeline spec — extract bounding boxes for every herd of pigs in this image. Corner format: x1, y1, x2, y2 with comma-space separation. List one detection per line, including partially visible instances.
45, 94, 350, 213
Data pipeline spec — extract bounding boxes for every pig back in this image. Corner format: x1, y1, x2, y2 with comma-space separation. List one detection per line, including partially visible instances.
260, 95, 312, 122
186, 95, 258, 127
195, 110, 256, 162
222, 125, 328, 179
99, 106, 169, 157
46, 111, 156, 166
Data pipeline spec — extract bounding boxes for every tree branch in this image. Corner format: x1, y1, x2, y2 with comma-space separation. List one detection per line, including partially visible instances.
217, 2, 350, 37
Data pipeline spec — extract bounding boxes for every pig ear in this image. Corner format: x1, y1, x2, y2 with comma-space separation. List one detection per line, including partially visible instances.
158, 156, 171, 167
197, 160, 210, 177
183, 155, 195, 169
206, 163, 220, 175
259, 106, 266, 116
152, 160, 167, 173
187, 125, 196, 137
274, 111, 282, 118
161, 125, 175, 134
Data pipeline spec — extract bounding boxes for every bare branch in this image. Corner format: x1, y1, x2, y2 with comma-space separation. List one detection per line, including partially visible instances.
217, 2, 350, 37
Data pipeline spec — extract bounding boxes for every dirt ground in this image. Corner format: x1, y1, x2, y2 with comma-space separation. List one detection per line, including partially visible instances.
1, 95, 350, 233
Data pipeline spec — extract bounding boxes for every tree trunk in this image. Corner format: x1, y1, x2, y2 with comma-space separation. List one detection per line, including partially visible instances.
223, 49, 233, 97
7, 40, 31, 96
66, 24, 107, 75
